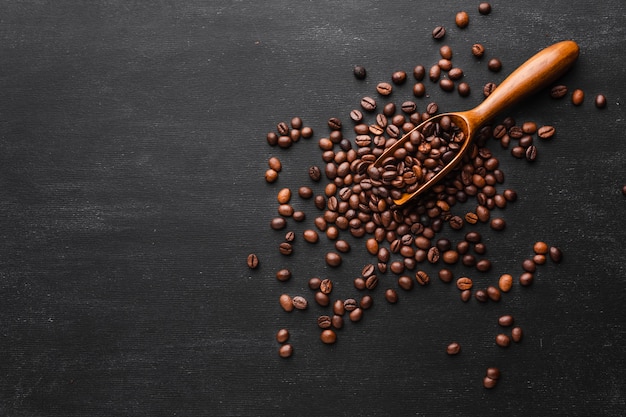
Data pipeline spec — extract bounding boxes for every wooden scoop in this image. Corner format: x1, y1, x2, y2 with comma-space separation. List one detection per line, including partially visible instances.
374, 40, 580, 206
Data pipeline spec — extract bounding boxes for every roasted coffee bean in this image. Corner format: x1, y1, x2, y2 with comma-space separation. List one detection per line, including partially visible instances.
354, 65, 367, 80
335, 239, 351, 253
429, 64, 441, 82
278, 344, 293, 358
247, 253, 259, 269
474, 289, 488, 302
398, 275, 414, 291
361, 96, 377, 111
446, 342, 461, 355
318, 315, 332, 329
365, 275, 379, 290
440, 78, 455, 92
270, 217, 287, 230
550, 84, 568, 98
376, 82, 393, 96
401, 101, 417, 113
478, 2, 492, 14
276, 121, 289, 136
278, 204, 294, 217
308, 277, 322, 290
320, 279, 333, 294
413, 65, 426, 80
533, 254, 547, 265
465, 212, 478, 224
315, 292, 329, 307
279, 294, 294, 312
292, 296, 308, 310
320, 329, 337, 344
595, 94, 607, 109
490, 217, 506, 231
549, 246, 563, 263
455, 11, 469, 28
392, 70, 407, 85
472, 43, 485, 58
267, 132, 278, 146
511, 326, 523, 342
279, 242, 293, 256
571, 88, 584, 106
537, 125, 556, 139
432, 25, 446, 39
268, 156, 282, 172
332, 315, 344, 329
448, 67, 463, 80
519, 272, 534, 286
265, 169, 278, 183
298, 186, 313, 199
410, 270, 428, 286
499, 273, 513, 292
350, 109, 363, 122
460, 289, 472, 302
349, 307, 363, 322
277, 188, 291, 204
439, 45, 453, 59
309, 165, 322, 181
344, 298, 358, 311
522, 259, 536, 273
533, 241, 549, 254
483, 82, 497, 97
486, 367, 500, 380
495, 334, 511, 348
360, 295, 373, 309
488, 58, 502, 72
456, 277, 473, 290
325, 252, 342, 267
303, 229, 319, 243
525, 145, 538, 161
413, 82, 426, 97
275, 269, 291, 282
276, 328, 290, 343
483, 376, 497, 389
457, 82, 470, 97
487, 286, 501, 301
438, 268, 454, 283
498, 314, 514, 327
476, 259, 492, 272
385, 288, 399, 303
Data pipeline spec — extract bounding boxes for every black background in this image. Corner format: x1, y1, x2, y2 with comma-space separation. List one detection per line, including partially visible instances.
1, 1, 625, 416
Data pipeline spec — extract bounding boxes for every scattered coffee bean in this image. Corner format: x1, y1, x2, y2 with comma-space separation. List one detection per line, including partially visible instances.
376, 82, 393, 96
499, 273, 513, 292
495, 333, 511, 347
292, 296, 308, 310
472, 43, 485, 58
446, 342, 461, 355
457, 82, 470, 97
247, 253, 259, 269
537, 125, 555, 139
549, 246, 563, 263
325, 252, 342, 267
278, 344, 293, 358
279, 294, 294, 312
511, 326, 523, 342
550, 84, 568, 98
318, 315, 332, 329
354, 65, 367, 80
349, 308, 363, 322
478, 2, 492, 14
308, 165, 322, 181
276, 328, 289, 343
498, 315, 514, 327
415, 270, 430, 285
278, 242, 293, 256
361, 96, 377, 111
385, 288, 398, 303
595, 94, 607, 109
571, 88, 584, 106
456, 277, 473, 290
320, 329, 337, 344
490, 217, 506, 231
276, 269, 291, 282
488, 58, 502, 72
392, 70, 407, 85
432, 26, 446, 39
308, 277, 322, 290
519, 272, 534, 286
483, 82, 497, 97
455, 11, 469, 28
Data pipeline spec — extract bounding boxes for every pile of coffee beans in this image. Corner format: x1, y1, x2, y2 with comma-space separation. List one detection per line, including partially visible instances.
248, 2, 602, 389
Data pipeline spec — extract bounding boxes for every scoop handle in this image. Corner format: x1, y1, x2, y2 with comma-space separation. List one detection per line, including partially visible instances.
469, 40, 579, 125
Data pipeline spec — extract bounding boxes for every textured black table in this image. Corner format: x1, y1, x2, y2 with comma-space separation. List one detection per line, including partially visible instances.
1, 1, 625, 416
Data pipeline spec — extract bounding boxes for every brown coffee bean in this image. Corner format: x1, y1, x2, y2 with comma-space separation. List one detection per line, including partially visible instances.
292, 296, 308, 310
275, 269, 291, 282
522, 259, 536, 273
432, 26, 446, 39
365, 275, 379, 290
349, 308, 363, 322
511, 326, 523, 342
519, 272, 534, 286
460, 289, 471, 302
486, 367, 500, 380
488, 58, 502, 72
595, 94, 607, 109
457, 82, 470, 97
472, 43, 485, 58
478, 2, 492, 14
278, 344, 293, 358
344, 298, 358, 312
392, 70, 407, 85
246, 253, 259, 269
571, 88, 584, 106
317, 315, 332, 329
385, 288, 399, 303
415, 270, 430, 286
490, 217, 506, 231
360, 295, 373, 310
265, 169, 278, 183
550, 84, 568, 98
276, 328, 289, 343
483, 376, 497, 389
309, 165, 322, 181
498, 315, 514, 327
476, 259, 492, 272
320, 329, 337, 344
446, 342, 461, 355
537, 125, 556, 139
499, 274, 513, 292
325, 252, 342, 267
361, 96, 377, 111
303, 229, 319, 243
549, 246, 563, 263
455, 11, 469, 28
456, 277, 473, 290
413, 82, 426, 97
438, 268, 454, 283
366, 238, 379, 255
278, 242, 293, 256
279, 294, 294, 312
268, 157, 282, 172
398, 275, 414, 291
320, 279, 333, 294
495, 334, 511, 347
376, 82, 393, 96
487, 286, 501, 302
474, 289, 488, 302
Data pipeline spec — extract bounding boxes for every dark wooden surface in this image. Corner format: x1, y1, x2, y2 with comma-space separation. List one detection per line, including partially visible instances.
1, 1, 625, 416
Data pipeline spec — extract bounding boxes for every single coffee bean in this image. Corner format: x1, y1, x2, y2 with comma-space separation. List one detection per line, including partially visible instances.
292, 296, 308, 310
276, 121, 289, 136
332, 315, 344, 329
398, 275, 414, 291
478, 2, 492, 14
490, 217, 506, 231
278, 242, 293, 256
325, 252, 342, 267
270, 217, 287, 230
276, 328, 289, 343
549, 246, 563, 263
495, 333, 511, 347
349, 308, 363, 322
309, 165, 322, 181
474, 289, 488, 302
533, 254, 547, 265
354, 65, 367, 80
335, 239, 351, 253
550, 84, 568, 98
276, 269, 291, 282
488, 58, 502, 72
415, 270, 430, 286
413, 82, 426, 97
511, 326, 523, 342
465, 212, 478, 224
525, 145, 538, 161
522, 259, 536, 273
476, 259, 492, 272
392, 70, 407, 85
519, 272, 534, 286
344, 298, 358, 312
498, 315, 514, 327
486, 367, 500, 380
455, 11, 469, 28
438, 268, 454, 283
487, 286, 501, 301
365, 275, 379, 290
472, 43, 485, 58
440, 78, 455, 92
460, 289, 471, 302
385, 288, 399, 303
483, 82, 497, 97
429, 65, 441, 82
483, 376, 497, 389
448, 67, 463, 80
317, 315, 332, 329
457, 82, 470, 97
595, 94, 607, 109
537, 125, 555, 139
266, 132, 278, 146
320, 329, 337, 344
413, 65, 426, 80
571, 88, 584, 106
350, 109, 363, 122
309, 277, 322, 290
303, 229, 319, 243
268, 156, 282, 172
360, 295, 373, 310
298, 186, 313, 199
376, 82, 393, 96
401, 101, 417, 113
499, 274, 513, 292
278, 344, 293, 358
278, 204, 294, 217
277, 188, 291, 204
456, 277, 473, 290
446, 342, 461, 355
265, 169, 278, 183
247, 253, 259, 269
319, 279, 333, 294
432, 26, 446, 39
361, 96, 377, 111
279, 294, 294, 312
